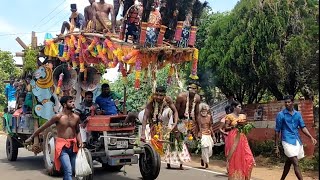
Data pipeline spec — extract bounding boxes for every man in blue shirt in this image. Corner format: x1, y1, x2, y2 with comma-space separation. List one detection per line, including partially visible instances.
5, 77, 17, 112
275, 95, 317, 180
95, 83, 121, 115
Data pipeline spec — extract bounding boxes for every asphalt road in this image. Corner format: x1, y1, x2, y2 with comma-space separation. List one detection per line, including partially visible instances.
0, 134, 227, 180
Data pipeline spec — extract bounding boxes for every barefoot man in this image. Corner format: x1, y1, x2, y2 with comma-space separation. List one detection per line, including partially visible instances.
93, 0, 116, 33
197, 102, 214, 169
165, 80, 201, 169
26, 96, 83, 180
140, 86, 178, 141
275, 95, 317, 180
59, 4, 85, 36
84, 0, 96, 31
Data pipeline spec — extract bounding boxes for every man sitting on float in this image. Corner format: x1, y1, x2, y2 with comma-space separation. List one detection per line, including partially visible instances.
74, 91, 102, 144
95, 83, 122, 115
58, 4, 85, 36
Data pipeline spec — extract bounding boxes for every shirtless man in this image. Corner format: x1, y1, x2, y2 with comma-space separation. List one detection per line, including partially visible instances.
197, 103, 214, 169
93, 0, 116, 33
140, 86, 178, 141
163, 80, 200, 170
84, 0, 96, 31
26, 96, 83, 180
175, 80, 201, 137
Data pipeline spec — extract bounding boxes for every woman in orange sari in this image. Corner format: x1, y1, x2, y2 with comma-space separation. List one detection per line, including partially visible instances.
224, 101, 255, 180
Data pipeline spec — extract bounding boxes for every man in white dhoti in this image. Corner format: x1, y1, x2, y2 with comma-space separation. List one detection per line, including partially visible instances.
275, 95, 317, 180
197, 103, 214, 168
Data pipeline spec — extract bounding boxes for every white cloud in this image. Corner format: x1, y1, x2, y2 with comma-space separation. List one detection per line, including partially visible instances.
0, 17, 18, 33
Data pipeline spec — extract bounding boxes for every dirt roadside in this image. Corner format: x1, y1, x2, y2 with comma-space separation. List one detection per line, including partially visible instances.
182, 156, 319, 180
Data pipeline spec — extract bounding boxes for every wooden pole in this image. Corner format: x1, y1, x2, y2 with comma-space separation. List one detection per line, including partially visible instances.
15, 52, 45, 57
15, 37, 28, 49
31, 31, 37, 48
15, 52, 25, 57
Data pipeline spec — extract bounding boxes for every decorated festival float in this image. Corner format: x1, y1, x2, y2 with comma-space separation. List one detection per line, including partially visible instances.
4, 0, 207, 179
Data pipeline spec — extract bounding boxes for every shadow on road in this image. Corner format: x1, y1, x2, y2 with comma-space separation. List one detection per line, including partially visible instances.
0, 155, 45, 171
94, 167, 138, 180
0, 156, 138, 180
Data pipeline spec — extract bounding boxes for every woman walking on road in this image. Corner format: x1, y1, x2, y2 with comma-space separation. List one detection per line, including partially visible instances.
224, 101, 255, 180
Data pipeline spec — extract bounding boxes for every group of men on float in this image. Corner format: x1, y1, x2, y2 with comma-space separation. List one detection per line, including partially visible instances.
77, 79, 215, 170
58, 0, 138, 35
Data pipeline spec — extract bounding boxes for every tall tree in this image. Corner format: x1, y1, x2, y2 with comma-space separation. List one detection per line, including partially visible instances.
199, 0, 319, 103
111, 65, 186, 112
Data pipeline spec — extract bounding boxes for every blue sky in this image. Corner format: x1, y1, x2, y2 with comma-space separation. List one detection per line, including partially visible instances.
0, 0, 238, 80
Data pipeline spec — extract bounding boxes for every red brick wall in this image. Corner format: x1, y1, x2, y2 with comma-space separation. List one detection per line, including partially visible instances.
243, 100, 316, 156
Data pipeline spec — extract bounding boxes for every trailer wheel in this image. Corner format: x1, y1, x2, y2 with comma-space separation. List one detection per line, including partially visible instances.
43, 126, 60, 176
139, 143, 161, 180
6, 135, 19, 161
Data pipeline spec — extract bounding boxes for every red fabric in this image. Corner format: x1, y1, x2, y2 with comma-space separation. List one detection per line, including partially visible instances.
54, 137, 78, 171
225, 129, 255, 180
13, 108, 23, 117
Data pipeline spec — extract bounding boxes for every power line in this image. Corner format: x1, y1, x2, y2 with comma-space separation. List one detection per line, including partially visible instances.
0, 30, 60, 37
37, 3, 69, 31
43, 12, 70, 33
31, 0, 66, 30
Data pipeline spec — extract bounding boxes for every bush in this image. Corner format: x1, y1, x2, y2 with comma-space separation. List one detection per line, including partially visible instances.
299, 152, 319, 171
249, 140, 275, 156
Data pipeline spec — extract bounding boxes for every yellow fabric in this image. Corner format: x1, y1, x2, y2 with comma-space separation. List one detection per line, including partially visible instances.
44, 41, 58, 57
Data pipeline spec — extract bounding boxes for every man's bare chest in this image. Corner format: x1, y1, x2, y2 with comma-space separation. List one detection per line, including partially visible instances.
96, 4, 110, 12
59, 118, 77, 127
200, 117, 210, 126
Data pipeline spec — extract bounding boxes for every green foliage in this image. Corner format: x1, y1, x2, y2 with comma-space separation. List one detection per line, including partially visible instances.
100, 77, 110, 85
237, 123, 255, 134
299, 152, 319, 171
95, 64, 107, 75
249, 140, 277, 157
111, 65, 185, 112
0, 50, 21, 106
198, 0, 319, 103
23, 48, 38, 76
185, 139, 201, 154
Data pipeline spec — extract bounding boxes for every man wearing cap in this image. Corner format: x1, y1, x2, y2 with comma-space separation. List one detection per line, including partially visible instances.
58, 4, 85, 36
275, 95, 317, 180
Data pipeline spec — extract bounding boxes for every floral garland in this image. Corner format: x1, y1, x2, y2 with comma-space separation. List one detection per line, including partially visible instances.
152, 99, 165, 122
163, 131, 184, 152
184, 91, 197, 120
